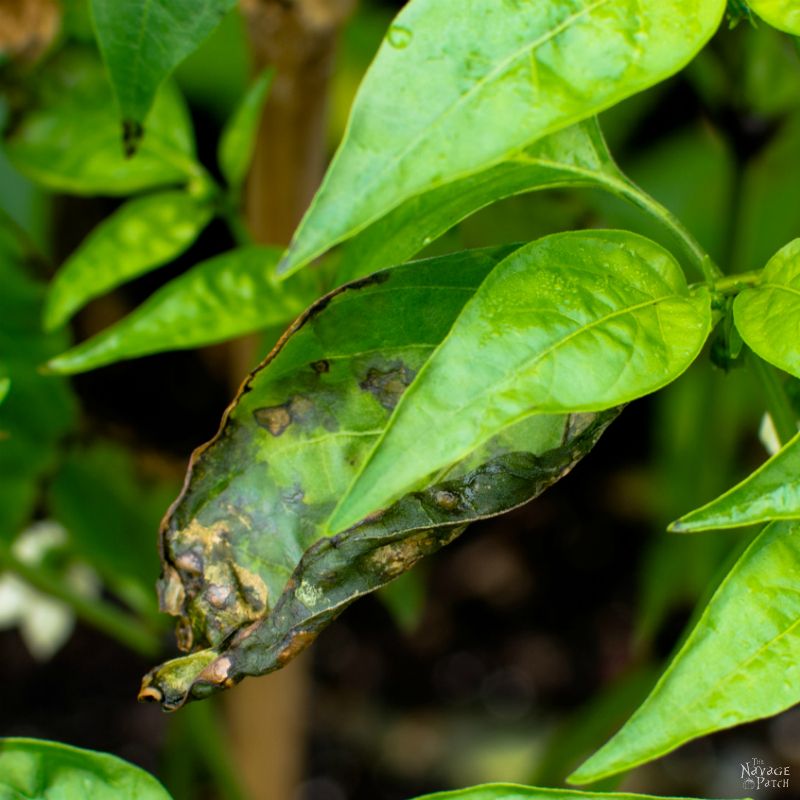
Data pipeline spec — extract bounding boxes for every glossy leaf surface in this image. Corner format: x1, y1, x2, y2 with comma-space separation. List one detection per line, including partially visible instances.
218, 69, 274, 192
90, 0, 237, 144
734, 238, 800, 379
336, 119, 624, 283
329, 231, 712, 534
0, 738, 173, 800
570, 520, 800, 784
671, 430, 800, 532
44, 191, 214, 330
280, 0, 726, 274
138, 247, 617, 709
4, 49, 199, 196
46, 246, 314, 374
410, 786, 735, 800
748, 0, 800, 33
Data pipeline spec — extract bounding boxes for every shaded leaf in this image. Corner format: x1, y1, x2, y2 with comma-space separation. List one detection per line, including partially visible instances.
671, 430, 800, 532
747, 0, 800, 33
280, 0, 726, 275
45, 246, 317, 374
90, 0, 237, 147
3, 48, 200, 196
329, 231, 712, 535
410, 785, 725, 800
0, 738, 173, 800
137, 246, 617, 709
218, 69, 274, 192
734, 238, 800, 379
44, 191, 214, 330
0, 376, 8, 405
570, 520, 800, 784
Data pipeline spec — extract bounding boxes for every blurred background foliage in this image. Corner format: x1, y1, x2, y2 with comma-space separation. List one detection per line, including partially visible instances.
0, 1, 799, 799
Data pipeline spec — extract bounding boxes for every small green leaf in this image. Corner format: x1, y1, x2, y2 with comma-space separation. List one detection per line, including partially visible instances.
138, 246, 618, 709
218, 69, 274, 192
734, 238, 800, 379
329, 231, 712, 534
747, 0, 800, 33
4, 48, 199, 196
570, 519, 800, 784
90, 0, 237, 144
46, 246, 315, 374
410, 786, 735, 800
0, 738, 173, 800
44, 191, 214, 331
0, 376, 8, 405
280, 0, 726, 275
671, 430, 800, 531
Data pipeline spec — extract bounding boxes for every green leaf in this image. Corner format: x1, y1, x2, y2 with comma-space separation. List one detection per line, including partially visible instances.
570, 519, 800, 784
671, 430, 800, 531
137, 246, 618, 710
218, 69, 274, 192
0, 738, 173, 800
90, 0, 238, 149
336, 119, 624, 283
46, 246, 316, 374
4, 48, 200, 196
329, 230, 712, 535
0, 376, 8, 405
280, 0, 726, 275
409, 786, 727, 800
44, 191, 214, 331
747, 0, 800, 33
734, 238, 800, 379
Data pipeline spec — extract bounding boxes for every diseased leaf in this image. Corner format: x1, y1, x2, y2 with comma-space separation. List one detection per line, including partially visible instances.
46, 246, 316, 374
329, 231, 712, 535
409, 785, 737, 800
569, 520, 800, 784
747, 0, 800, 33
137, 246, 618, 710
90, 0, 237, 148
44, 191, 214, 331
218, 69, 274, 192
3, 48, 200, 196
671, 430, 800, 532
734, 238, 800, 379
0, 738, 173, 800
280, 0, 726, 275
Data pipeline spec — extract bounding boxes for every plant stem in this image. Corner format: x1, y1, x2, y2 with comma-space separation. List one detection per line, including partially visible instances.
0, 543, 161, 656
712, 270, 761, 294
748, 352, 798, 446
608, 176, 722, 283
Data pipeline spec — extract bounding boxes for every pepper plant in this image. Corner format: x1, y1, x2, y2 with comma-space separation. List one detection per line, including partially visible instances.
2, 0, 800, 798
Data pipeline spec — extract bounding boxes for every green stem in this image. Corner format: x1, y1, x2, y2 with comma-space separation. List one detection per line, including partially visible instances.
748, 352, 798, 446
608, 176, 722, 283
0, 543, 160, 656
712, 270, 761, 295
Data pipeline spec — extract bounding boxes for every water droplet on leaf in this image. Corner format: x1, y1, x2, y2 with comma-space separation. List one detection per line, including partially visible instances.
387, 25, 413, 49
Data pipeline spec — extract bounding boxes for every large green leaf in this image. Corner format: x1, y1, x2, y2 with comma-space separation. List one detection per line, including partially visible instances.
570, 519, 800, 784
0, 738, 173, 800
218, 69, 274, 193
329, 231, 712, 534
3, 49, 200, 196
46, 246, 315, 374
671, 430, 800, 532
137, 246, 618, 710
410, 787, 735, 800
280, 0, 726, 275
734, 238, 800, 379
748, 0, 800, 33
90, 0, 237, 149
44, 191, 214, 331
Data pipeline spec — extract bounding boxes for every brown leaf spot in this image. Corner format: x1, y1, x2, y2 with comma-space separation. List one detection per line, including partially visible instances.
359, 362, 416, 411
312, 360, 330, 373
198, 656, 233, 686
253, 404, 292, 436
277, 630, 316, 666
433, 490, 461, 512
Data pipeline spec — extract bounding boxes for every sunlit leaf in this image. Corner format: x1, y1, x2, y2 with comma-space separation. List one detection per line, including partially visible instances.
410, 785, 733, 800
329, 231, 712, 534
734, 238, 800, 379
90, 0, 237, 150
218, 69, 274, 192
137, 246, 618, 710
747, 0, 800, 33
44, 191, 214, 330
280, 0, 726, 275
0, 738, 173, 800
46, 246, 317, 374
570, 520, 800, 784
